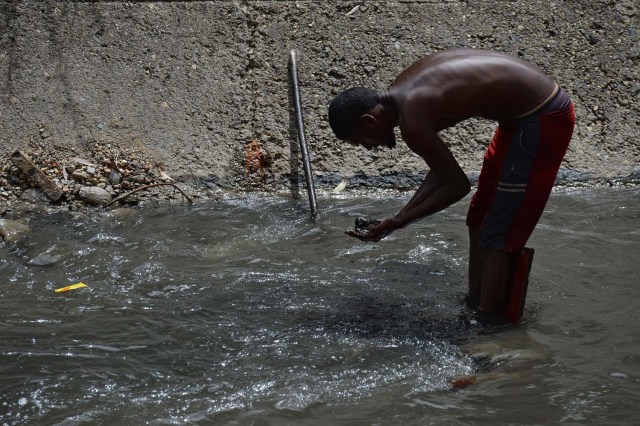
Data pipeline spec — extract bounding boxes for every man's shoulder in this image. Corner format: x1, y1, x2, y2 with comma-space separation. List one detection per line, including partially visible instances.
396, 86, 445, 119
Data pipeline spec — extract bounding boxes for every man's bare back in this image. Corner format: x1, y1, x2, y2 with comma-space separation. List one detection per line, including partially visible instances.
389, 49, 557, 129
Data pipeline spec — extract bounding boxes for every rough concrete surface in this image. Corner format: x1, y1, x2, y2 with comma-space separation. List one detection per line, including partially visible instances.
1, 1, 639, 200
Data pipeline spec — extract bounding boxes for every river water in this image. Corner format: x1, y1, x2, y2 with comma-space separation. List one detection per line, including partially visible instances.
1, 187, 639, 425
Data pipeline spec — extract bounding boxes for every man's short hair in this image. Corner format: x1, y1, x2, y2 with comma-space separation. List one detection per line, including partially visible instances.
328, 87, 379, 140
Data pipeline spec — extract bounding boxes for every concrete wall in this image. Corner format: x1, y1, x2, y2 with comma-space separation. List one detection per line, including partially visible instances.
1, 1, 638, 191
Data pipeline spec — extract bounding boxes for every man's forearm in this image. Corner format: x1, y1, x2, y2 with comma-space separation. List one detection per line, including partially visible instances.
397, 172, 442, 218
394, 176, 470, 228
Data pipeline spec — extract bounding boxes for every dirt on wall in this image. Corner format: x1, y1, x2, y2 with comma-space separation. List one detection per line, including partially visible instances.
0, 1, 638, 209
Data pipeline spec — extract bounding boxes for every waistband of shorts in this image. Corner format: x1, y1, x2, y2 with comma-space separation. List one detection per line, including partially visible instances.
515, 86, 573, 125
516, 83, 560, 119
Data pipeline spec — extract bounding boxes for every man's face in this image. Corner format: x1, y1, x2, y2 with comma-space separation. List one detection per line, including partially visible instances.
346, 125, 396, 151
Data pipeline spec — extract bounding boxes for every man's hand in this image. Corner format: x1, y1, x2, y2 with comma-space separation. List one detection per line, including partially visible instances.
345, 218, 398, 242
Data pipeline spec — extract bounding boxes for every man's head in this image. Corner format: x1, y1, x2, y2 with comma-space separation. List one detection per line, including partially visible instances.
328, 87, 396, 150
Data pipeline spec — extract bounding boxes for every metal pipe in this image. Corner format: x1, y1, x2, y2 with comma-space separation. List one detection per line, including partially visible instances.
289, 49, 318, 218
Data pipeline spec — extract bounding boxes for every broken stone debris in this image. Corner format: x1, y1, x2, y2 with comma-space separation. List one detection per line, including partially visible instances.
11, 150, 63, 201
1, 142, 184, 210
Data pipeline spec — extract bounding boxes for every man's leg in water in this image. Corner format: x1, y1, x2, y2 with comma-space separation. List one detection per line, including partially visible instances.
479, 249, 512, 312
469, 225, 513, 312
467, 226, 482, 305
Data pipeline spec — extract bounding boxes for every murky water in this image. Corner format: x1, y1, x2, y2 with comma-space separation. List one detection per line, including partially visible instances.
1, 188, 639, 425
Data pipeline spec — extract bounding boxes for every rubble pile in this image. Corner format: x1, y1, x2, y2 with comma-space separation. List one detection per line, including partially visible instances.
0, 141, 178, 209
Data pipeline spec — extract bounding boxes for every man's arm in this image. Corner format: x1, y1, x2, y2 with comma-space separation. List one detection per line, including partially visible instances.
348, 126, 470, 242
393, 125, 471, 227
396, 171, 442, 219
392, 125, 470, 228
349, 171, 442, 241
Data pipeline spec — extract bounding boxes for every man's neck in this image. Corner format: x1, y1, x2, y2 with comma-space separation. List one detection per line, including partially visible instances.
378, 89, 399, 126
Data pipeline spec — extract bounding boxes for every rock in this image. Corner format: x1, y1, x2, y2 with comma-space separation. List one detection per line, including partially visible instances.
27, 253, 63, 266
555, 168, 591, 184
72, 170, 90, 182
78, 186, 112, 205
20, 188, 50, 204
126, 174, 146, 184
0, 219, 31, 243
109, 170, 122, 185
354, 217, 381, 234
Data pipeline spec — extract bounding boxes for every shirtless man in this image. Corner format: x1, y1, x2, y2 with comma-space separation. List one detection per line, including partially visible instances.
328, 49, 575, 316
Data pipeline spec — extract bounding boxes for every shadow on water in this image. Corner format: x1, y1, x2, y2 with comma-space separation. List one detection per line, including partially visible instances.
304, 294, 483, 344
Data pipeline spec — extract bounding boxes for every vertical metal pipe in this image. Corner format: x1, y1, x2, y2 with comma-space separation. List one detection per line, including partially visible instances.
289, 50, 318, 217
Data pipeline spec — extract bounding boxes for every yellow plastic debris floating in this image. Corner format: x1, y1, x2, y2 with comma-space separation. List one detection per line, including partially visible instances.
55, 283, 88, 293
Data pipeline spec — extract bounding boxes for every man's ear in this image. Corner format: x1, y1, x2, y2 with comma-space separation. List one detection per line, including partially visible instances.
360, 114, 378, 129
